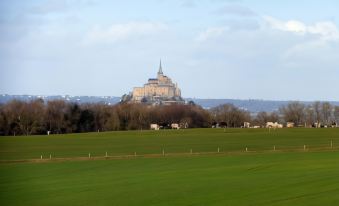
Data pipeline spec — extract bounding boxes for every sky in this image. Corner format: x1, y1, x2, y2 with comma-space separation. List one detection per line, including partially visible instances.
1, 0, 339, 101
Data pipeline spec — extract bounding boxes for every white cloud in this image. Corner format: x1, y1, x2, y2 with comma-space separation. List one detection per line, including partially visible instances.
285, 21, 307, 34
195, 27, 227, 42
308, 22, 339, 41
281, 38, 339, 71
84, 21, 168, 44
263, 16, 339, 41
263, 16, 306, 34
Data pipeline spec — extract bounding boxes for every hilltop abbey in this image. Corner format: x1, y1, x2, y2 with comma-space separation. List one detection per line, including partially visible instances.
122, 61, 184, 105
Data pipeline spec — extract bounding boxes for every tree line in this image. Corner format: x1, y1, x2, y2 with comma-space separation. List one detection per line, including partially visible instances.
0, 99, 210, 136
0, 99, 338, 136
279, 101, 339, 127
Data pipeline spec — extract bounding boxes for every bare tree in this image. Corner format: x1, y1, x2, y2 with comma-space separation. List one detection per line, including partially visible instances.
321, 102, 332, 126
334, 106, 339, 126
280, 101, 305, 126
255, 111, 269, 127
0, 104, 6, 135
46, 100, 67, 134
304, 105, 315, 127
211, 104, 250, 128
269, 112, 280, 123
18, 99, 45, 135
2, 100, 25, 135
313, 101, 322, 124
104, 106, 120, 131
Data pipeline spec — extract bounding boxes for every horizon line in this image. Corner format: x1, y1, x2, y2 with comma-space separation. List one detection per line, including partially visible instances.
1, 94, 339, 103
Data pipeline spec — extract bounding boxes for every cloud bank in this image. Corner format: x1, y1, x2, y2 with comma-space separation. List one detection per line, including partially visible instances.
1, 1, 338, 100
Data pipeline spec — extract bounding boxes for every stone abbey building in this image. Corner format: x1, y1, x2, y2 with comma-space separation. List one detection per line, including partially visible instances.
123, 61, 184, 105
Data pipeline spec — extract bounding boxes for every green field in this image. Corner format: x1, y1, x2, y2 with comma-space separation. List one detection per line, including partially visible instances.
0, 128, 339, 160
1, 128, 339, 205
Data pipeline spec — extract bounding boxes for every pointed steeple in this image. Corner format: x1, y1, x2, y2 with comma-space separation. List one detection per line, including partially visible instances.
158, 59, 163, 75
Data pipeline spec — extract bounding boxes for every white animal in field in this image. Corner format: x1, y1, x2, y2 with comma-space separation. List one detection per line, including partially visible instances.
266, 122, 283, 128
171, 123, 180, 129
150, 124, 160, 130
286, 122, 295, 128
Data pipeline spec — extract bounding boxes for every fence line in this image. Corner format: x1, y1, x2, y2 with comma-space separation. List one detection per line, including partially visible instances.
1, 144, 338, 164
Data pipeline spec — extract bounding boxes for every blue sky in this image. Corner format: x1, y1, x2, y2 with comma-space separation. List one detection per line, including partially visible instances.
1, 0, 339, 101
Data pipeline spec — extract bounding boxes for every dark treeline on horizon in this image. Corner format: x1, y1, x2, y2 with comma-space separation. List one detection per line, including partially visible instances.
0, 99, 338, 136
0, 99, 210, 136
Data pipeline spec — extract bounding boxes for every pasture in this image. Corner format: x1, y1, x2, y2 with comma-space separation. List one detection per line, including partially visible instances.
1, 128, 339, 205
0, 128, 339, 160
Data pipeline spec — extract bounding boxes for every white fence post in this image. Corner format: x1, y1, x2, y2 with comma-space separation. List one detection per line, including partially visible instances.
331, 140, 333, 149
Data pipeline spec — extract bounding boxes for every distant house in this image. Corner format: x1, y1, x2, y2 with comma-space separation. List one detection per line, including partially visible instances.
171, 123, 180, 129
266, 122, 283, 128
286, 122, 294, 128
150, 124, 160, 130
243, 122, 250, 128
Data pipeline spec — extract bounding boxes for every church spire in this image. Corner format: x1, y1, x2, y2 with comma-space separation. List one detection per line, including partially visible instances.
158, 59, 163, 75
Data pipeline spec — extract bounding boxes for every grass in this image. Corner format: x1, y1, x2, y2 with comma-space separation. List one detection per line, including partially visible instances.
1, 152, 339, 206
1, 128, 339, 205
0, 128, 338, 160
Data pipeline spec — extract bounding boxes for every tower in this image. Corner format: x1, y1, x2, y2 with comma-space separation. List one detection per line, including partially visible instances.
157, 59, 163, 77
